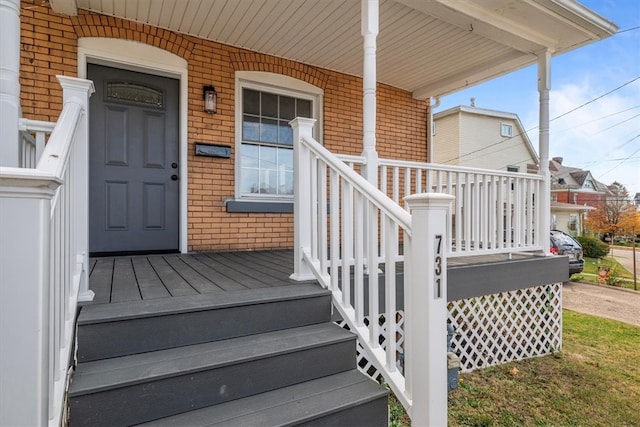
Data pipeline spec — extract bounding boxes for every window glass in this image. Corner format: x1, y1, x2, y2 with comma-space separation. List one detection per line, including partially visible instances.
240, 87, 313, 198
501, 123, 513, 137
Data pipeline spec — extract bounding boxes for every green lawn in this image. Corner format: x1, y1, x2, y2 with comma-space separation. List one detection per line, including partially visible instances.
571, 256, 637, 290
389, 311, 640, 426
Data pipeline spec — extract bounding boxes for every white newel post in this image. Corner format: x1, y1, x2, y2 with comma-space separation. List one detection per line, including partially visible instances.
290, 117, 317, 281
361, 0, 379, 187
538, 51, 551, 253
58, 76, 95, 301
404, 193, 454, 427
0, 0, 21, 166
0, 172, 60, 426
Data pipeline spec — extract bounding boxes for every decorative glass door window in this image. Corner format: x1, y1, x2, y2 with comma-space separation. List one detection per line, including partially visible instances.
240, 88, 312, 197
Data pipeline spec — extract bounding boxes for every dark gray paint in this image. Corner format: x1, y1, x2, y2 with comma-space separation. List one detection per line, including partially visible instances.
138, 370, 387, 426
70, 324, 356, 426
226, 199, 294, 213
447, 255, 569, 301
77, 285, 332, 361
88, 64, 179, 254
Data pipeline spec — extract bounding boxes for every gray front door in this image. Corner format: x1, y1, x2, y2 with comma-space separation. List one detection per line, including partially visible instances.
89, 64, 179, 254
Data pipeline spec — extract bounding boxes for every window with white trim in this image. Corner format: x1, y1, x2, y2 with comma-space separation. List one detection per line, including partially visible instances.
507, 165, 519, 172
235, 72, 322, 201
500, 123, 513, 137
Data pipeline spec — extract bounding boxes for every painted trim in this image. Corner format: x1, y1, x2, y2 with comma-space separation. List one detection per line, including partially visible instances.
226, 200, 293, 213
77, 37, 189, 253
233, 71, 324, 202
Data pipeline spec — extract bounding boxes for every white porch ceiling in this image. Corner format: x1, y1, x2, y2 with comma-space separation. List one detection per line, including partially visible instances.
61, 0, 617, 99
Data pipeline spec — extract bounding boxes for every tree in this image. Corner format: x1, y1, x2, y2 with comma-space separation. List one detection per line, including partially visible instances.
584, 181, 635, 241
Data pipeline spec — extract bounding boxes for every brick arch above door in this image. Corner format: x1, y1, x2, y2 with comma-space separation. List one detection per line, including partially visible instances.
70, 12, 196, 61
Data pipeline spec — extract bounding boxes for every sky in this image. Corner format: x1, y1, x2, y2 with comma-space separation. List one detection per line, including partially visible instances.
434, 0, 640, 198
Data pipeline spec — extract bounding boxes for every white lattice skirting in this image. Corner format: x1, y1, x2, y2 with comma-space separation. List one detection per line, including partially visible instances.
337, 283, 562, 380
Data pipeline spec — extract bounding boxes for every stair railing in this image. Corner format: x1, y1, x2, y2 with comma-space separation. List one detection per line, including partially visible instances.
0, 76, 94, 427
290, 118, 452, 426
18, 118, 55, 168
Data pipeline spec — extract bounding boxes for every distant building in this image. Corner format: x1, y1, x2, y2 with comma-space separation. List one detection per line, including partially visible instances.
548, 157, 607, 235
432, 105, 538, 172
634, 192, 640, 211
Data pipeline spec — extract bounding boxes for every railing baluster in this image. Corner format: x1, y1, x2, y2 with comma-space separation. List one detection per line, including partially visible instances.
354, 192, 365, 327
341, 179, 353, 308
330, 170, 340, 292
384, 214, 398, 373
368, 201, 380, 348
319, 162, 328, 275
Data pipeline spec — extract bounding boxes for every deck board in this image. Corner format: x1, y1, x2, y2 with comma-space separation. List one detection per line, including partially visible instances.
131, 257, 171, 300
147, 256, 199, 298
88, 250, 297, 304
111, 258, 141, 303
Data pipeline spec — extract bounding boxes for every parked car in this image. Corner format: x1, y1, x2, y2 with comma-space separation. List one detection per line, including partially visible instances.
550, 230, 584, 274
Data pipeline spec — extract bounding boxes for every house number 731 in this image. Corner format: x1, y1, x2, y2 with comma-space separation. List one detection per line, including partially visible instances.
434, 234, 443, 299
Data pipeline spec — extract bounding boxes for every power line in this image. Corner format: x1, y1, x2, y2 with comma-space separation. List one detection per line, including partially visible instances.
596, 135, 640, 179
440, 76, 640, 164
618, 26, 640, 34
549, 76, 640, 123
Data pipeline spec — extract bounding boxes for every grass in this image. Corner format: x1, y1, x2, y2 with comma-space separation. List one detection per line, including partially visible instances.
571, 256, 637, 290
389, 310, 640, 426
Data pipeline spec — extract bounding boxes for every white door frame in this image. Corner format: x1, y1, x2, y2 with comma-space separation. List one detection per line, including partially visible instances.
78, 37, 189, 253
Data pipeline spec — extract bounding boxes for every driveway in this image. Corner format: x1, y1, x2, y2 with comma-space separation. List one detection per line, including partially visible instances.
563, 281, 640, 327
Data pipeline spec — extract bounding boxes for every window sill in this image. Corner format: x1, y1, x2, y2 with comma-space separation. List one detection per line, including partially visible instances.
226, 199, 293, 213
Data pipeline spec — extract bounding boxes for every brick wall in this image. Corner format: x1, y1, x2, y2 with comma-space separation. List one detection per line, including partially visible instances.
19, 1, 429, 252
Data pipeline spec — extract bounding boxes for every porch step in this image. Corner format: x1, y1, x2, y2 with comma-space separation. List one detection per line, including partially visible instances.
70, 282, 388, 426
77, 283, 331, 361
69, 323, 360, 426
138, 369, 389, 427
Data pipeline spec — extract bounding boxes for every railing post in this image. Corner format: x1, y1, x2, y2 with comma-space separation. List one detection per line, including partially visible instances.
57, 76, 95, 301
290, 117, 317, 281
404, 192, 454, 426
0, 172, 60, 426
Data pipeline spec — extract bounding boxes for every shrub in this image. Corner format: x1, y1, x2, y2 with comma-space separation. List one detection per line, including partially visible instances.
575, 236, 609, 258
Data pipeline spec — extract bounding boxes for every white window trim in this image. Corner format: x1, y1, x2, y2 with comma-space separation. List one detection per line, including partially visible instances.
500, 122, 513, 137
234, 71, 324, 201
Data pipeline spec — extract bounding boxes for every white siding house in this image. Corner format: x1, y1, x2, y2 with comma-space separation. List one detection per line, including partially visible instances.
433, 106, 539, 173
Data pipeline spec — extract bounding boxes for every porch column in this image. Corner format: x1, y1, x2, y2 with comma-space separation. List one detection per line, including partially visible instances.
0, 0, 21, 167
404, 192, 454, 427
361, 0, 379, 187
538, 51, 551, 253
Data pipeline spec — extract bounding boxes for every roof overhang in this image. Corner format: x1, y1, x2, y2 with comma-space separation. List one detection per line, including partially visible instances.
50, 0, 617, 100
551, 202, 596, 211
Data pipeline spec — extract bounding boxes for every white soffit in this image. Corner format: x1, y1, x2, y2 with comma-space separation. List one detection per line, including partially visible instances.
68, 0, 617, 99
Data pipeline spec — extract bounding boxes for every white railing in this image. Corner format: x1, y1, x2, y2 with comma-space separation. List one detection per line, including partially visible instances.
18, 118, 55, 168
0, 76, 94, 427
290, 118, 452, 426
379, 159, 544, 257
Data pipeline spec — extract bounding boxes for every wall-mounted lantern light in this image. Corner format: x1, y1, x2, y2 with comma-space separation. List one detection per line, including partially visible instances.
203, 85, 217, 114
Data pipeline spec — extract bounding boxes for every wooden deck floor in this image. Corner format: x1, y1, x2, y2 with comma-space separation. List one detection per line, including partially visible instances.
89, 250, 300, 304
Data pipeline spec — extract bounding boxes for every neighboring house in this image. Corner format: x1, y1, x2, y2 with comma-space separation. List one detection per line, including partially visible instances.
432, 105, 539, 173
549, 157, 608, 206
635, 193, 640, 210
0, 1, 617, 425
551, 201, 594, 235
549, 157, 608, 234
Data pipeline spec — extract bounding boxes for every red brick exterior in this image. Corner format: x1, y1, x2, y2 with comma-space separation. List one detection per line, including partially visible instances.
552, 190, 606, 208
19, 1, 429, 251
